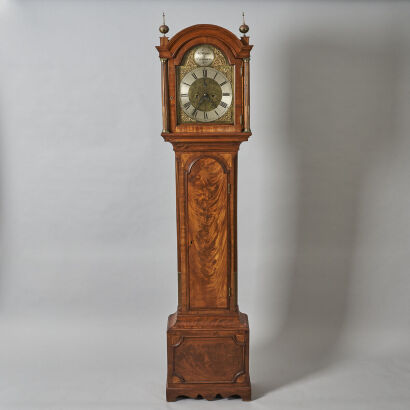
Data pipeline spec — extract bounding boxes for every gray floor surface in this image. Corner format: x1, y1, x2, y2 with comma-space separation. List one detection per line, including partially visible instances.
1, 317, 409, 410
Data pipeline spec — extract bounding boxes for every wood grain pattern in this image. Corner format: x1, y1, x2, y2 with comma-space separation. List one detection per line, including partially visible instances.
167, 312, 249, 330
173, 336, 243, 383
187, 157, 229, 310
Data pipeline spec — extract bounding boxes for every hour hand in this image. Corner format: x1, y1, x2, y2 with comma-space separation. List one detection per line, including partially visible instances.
197, 94, 207, 109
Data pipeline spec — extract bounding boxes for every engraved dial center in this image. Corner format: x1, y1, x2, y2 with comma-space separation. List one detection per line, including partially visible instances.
189, 78, 222, 112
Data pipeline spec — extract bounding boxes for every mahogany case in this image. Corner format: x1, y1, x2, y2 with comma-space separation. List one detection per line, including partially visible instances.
156, 24, 253, 401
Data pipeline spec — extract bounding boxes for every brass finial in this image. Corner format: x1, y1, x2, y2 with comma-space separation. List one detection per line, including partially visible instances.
159, 12, 169, 36
239, 12, 249, 35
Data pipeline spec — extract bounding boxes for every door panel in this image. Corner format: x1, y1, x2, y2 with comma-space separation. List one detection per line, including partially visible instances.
187, 156, 229, 310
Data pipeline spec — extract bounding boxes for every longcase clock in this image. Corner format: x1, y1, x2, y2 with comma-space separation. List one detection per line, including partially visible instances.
156, 17, 253, 401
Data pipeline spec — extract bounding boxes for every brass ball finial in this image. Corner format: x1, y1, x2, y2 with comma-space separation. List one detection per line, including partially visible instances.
159, 12, 169, 36
239, 12, 249, 35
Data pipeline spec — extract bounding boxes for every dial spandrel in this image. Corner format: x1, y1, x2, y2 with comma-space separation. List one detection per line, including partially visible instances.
180, 67, 232, 123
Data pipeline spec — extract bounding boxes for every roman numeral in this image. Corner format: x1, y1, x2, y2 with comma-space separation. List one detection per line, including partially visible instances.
192, 72, 198, 80
214, 110, 220, 117
222, 93, 230, 96
219, 81, 227, 86
181, 93, 188, 97
213, 72, 218, 79
183, 82, 190, 86
219, 101, 228, 108
204, 112, 208, 119
192, 108, 198, 117
183, 102, 191, 109
203, 69, 207, 77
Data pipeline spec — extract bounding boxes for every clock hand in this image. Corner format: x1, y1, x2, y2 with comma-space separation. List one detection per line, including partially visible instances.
197, 94, 207, 110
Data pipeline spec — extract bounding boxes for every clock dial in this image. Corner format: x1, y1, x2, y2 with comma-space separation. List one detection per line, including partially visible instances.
179, 67, 233, 123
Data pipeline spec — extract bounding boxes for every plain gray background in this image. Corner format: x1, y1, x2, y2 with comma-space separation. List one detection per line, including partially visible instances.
1, 1, 410, 409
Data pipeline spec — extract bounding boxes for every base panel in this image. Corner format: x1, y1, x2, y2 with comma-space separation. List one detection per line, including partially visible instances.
166, 382, 251, 401
166, 311, 251, 401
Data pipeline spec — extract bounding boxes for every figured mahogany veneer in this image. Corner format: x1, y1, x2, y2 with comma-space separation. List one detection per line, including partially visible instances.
157, 24, 253, 402
187, 157, 229, 310
166, 313, 251, 401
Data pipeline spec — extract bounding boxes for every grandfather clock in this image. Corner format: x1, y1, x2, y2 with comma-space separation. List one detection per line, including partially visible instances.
156, 15, 253, 401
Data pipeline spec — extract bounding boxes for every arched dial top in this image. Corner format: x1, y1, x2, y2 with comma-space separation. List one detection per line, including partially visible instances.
180, 67, 233, 123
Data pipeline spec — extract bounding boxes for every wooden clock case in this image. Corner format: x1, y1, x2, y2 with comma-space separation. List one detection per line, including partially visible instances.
156, 24, 253, 401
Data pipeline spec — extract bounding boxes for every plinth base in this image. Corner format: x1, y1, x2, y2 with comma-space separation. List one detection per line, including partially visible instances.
166, 312, 251, 401
166, 382, 251, 401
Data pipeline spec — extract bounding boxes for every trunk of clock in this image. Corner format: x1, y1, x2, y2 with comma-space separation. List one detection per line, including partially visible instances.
166, 142, 251, 401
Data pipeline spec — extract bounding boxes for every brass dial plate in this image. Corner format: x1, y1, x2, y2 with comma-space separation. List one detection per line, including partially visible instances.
176, 45, 234, 124
180, 67, 232, 123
